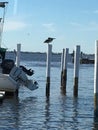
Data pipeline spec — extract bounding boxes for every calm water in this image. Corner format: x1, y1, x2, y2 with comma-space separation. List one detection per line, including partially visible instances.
0, 60, 97, 130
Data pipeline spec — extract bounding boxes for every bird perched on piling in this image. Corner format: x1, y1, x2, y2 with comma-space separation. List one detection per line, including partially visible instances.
44, 37, 55, 44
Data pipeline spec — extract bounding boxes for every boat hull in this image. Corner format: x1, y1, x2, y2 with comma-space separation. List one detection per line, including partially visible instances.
0, 74, 18, 92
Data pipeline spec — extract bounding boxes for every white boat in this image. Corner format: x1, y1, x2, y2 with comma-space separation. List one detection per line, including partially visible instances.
0, 64, 38, 92
0, 2, 38, 94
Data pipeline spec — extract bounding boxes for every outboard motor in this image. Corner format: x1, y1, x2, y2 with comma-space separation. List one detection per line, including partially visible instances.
9, 66, 38, 91
20, 65, 34, 76
1, 59, 15, 74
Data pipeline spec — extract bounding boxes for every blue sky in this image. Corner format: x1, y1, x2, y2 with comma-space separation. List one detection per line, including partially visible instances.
0, 0, 98, 53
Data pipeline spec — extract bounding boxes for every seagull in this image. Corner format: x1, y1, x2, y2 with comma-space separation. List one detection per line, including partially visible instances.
44, 37, 55, 44
0, 2, 8, 8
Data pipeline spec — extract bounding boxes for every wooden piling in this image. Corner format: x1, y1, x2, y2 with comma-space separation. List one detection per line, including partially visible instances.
73, 45, 80, 97
61, 49, 65, 86
46, 44, 52, 97
16, 43, 21, 95
61, 48, 69, 94
16, 43, 21, 67
94, 40, 98, 122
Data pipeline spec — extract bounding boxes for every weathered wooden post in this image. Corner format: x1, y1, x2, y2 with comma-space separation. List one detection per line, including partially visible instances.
73, 45, 80, 97
61, 48, 69, 94
16, 43, 21, 96
16, 43, 21, 67
46, 44, 52, 97
94, 40, 98, 122
61, 49, 65, 86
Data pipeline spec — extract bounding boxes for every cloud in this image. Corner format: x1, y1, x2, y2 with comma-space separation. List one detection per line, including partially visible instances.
93, 10, 98, 14
70, 21, 98, 31
82, 10, 98, 15
83, 9, 98, 14
42, 23, 55, 32
86, 22, 98, 31
3, 20, 28, 31
70, 22, 82, 27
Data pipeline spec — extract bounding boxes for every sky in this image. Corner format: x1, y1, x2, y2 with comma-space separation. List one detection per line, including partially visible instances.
0, 0, 98, 54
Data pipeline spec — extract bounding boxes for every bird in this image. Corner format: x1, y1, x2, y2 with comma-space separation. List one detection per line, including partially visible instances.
0, 2, 8, 8
44, 37, 55, 44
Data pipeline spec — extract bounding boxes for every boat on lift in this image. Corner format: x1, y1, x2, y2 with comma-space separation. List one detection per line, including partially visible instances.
0, 2, 38, 95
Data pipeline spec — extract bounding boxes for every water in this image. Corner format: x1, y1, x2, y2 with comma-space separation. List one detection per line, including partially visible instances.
0, 57, 97, 130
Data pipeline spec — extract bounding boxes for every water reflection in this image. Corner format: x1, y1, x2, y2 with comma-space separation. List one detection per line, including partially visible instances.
72, 98, 79, 130
60, 86, 66, 95
59, 95, 67, 129
93, 123, 98, 130
93, 108, 98, 130
0, 95, 38, 130
0, 93, 95, 130
59, 95, 79, 129
0, 95, 20, 129
44, 98, 51, 129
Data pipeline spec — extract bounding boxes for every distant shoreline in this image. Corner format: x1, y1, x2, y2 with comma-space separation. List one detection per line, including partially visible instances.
5, 51, 94, 64
9, 50, 94, 55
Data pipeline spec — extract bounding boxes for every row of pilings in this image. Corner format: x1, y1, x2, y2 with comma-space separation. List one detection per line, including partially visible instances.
45, 41, 98, 123
45, 44, 80, 97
